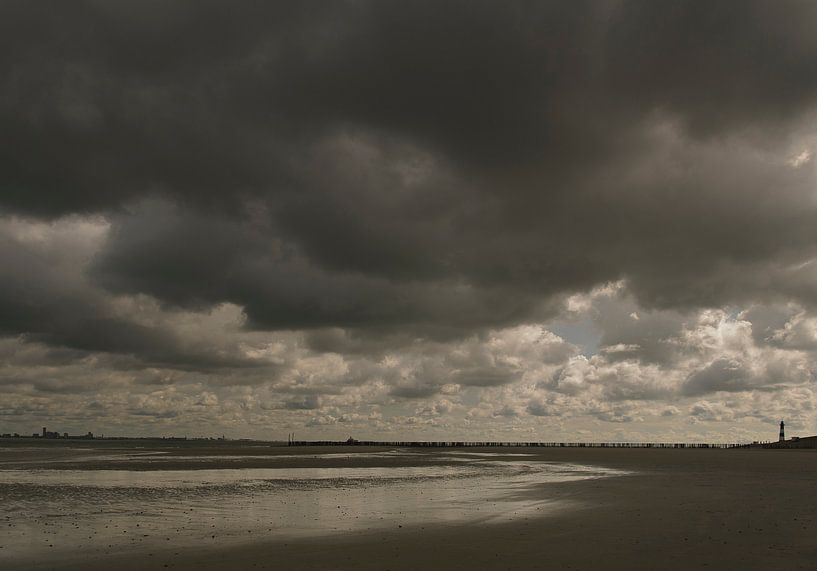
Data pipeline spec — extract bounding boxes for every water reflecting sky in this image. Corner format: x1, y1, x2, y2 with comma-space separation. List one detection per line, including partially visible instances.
0, 445, 627, 567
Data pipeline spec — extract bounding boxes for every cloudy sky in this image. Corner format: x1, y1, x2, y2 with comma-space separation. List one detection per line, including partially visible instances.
3, 1, 817, 442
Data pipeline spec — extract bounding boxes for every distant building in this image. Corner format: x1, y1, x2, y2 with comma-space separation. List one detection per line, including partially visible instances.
39, 426, 67, 439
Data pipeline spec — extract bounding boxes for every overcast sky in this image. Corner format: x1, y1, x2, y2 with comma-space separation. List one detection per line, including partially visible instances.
3, 1, 817, 441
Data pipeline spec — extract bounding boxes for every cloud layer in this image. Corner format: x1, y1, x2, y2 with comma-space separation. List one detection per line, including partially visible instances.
2, 1, 817, 440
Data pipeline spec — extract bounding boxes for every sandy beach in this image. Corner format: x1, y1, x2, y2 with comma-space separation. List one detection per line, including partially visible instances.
3, 443, 816, 570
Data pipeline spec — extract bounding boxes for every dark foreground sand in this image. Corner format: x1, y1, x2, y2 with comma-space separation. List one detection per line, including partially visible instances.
25, 447, 817, 570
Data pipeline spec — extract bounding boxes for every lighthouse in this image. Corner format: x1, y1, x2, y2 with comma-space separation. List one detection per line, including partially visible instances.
779, 420, 785, 442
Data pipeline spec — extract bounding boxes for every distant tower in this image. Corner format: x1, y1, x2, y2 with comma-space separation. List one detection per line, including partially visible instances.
42, 427, 46, 438
779, 420, 785, 442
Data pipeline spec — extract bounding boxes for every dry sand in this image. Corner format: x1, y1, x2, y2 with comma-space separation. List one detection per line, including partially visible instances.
17, 446, 817, 570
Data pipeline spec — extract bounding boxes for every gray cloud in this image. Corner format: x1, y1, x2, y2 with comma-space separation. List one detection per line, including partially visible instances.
284, 395, 322, 411
3, 2, 817, 438
0, 217, 270, 370
683, 358, 756, 396
3, 2, 817, 332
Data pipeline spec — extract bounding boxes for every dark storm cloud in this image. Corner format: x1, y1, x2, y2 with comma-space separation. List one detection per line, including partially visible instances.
3, 1, 817, 350
0, 219, 264, 370
91, 200, 551, 334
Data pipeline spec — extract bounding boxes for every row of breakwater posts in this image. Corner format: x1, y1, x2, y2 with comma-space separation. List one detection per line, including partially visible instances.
288, 440, 747, 449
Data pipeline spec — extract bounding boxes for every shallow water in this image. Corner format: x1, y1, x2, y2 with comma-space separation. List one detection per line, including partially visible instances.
0, 444, 627, 566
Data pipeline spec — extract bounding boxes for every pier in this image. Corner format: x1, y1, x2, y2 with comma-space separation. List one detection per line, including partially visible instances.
288, 439, 744, 449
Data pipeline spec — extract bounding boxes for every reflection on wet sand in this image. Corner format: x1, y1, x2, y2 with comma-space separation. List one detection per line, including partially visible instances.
0, 445, 627, 568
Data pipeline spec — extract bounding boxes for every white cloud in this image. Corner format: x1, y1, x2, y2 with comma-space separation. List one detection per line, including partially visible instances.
2, 244, 817, 442
788, 149, 812, 168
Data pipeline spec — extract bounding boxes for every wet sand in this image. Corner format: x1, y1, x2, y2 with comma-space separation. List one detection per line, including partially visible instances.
6, 444, 817, 570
